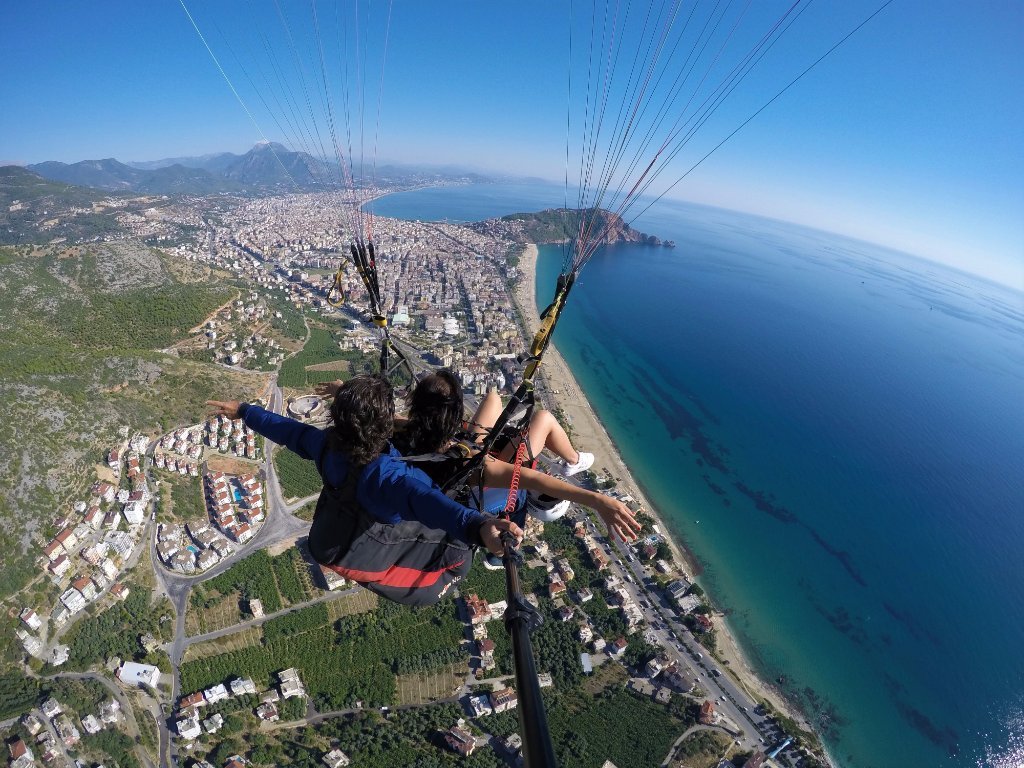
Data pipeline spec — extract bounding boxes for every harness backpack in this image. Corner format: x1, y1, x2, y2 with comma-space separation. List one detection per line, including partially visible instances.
307, 448, 475, 607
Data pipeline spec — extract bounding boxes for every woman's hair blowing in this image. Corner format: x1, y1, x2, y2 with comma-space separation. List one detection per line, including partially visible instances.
327, 375, 395, 465
403, 369, 464, 454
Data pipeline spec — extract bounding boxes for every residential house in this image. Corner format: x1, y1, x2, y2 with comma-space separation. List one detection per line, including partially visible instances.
230, 677, 257, 697
699, 700, 716, 725
81, 714, 102, 734
110, 582, 130, 601
54, 714, 80, 746
490, 687, 518, 713
322, 749, 351, 768
176, 710, 202, 740
43, 540, 63, 561
204, 683, 229, 704
8, 737, 34, 768
609, 637, 628, 657
59, 588, 87, 614
117, 662, 160, 688
463, 593, 491, 624
49, 554, 71, 578
467, 695, 492, 718
21, 713, 43, 735
72, 576, 97, 600
20, 608, 42, 631
255, 702, 279, 722
99, 699, 121, 725
667, 578, 692, 601
444, 726, 476, 757
55, 527, 78, 552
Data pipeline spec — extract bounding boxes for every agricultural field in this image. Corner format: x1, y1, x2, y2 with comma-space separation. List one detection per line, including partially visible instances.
184, 626, 263, 663
394, 661, 466, 707
277, 325, 374, 389
274, 446, 322, 500
545, 685, 699, 768
187, 548, 321, 635
179, 596, 467, 711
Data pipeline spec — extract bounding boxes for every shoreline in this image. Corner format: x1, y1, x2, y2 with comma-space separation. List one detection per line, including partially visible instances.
511, 242, 816, 737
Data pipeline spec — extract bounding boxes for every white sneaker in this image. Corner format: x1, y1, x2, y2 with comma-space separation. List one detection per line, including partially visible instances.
562, 451, 594, 477
525, 493, 571, 522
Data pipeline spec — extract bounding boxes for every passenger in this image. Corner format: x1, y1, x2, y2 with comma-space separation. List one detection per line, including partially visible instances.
316, 371, 640, 541
207, 375, 522, 607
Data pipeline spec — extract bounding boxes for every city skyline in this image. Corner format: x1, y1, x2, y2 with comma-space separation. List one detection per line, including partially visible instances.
1, 0, 1021, 287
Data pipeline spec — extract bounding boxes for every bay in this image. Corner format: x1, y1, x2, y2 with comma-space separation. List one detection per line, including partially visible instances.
370, 183, 1024, 768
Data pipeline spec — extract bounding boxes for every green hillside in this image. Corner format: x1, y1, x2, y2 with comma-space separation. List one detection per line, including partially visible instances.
0, 242, 266, 605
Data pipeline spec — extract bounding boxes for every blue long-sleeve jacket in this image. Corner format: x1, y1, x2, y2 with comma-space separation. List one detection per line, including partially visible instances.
239, 404, 487, 543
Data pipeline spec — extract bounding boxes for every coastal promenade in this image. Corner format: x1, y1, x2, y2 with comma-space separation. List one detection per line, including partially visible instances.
511, 243, 810, 734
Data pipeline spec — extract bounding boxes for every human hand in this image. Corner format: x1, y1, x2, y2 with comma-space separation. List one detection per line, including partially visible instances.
479, 517, 524, 556
314, 379, 344, 398
597, 498, 642, 543
206, 400, 243, 419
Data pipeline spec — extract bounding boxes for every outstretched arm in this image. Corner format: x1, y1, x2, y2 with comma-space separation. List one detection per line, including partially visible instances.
207, 399, 324, 461
480, 457, 641, 542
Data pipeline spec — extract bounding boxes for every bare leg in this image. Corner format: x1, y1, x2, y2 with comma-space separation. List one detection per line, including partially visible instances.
469, 387, 503, 444
497, 409, 579, 464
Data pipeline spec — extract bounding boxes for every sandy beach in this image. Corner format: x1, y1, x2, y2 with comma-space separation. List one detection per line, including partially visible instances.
512, 242, 812, 732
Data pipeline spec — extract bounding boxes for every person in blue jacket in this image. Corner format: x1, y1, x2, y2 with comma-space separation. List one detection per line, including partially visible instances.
207, 374, 522, 606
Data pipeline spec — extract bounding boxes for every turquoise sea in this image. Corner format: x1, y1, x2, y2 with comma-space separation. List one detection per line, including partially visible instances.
369, 184, 1024, 768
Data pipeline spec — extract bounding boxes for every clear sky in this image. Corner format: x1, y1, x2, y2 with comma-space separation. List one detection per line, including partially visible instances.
1, 1, 1021, 288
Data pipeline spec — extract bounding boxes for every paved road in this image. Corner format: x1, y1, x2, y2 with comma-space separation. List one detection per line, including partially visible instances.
154, 378, 326, 768
50, 671, 157, 768
576, 512, 774, 754
174, 587, 359, 651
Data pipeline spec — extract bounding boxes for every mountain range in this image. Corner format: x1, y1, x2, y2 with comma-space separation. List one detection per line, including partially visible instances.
25, 142, 497, 196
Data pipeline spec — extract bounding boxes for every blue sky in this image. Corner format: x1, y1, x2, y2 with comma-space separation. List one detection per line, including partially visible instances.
1, 1, 1021, 287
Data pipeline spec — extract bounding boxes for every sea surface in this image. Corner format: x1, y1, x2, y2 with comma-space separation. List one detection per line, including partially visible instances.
369, 184, 1024, 768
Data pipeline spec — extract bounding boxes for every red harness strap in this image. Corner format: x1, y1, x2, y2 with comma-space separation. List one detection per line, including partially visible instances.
503, 438, 529, 517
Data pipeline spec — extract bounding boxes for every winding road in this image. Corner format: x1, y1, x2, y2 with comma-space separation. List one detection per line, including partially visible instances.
151, 377, 320, 768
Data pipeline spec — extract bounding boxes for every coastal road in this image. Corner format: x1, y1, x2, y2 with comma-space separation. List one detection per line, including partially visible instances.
576, 509, 773, 754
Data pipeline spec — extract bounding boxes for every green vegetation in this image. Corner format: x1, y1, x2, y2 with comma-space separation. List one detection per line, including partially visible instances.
81, 729, 142, 768
45, 676, 108, 714
270, 547, 315, 605
494, 207, 660, 246
262, 603, 329, 644
180, 596, 465, 711
0, 242, 267, 602
278, 327, 352, 388
57, 282, 231, 350
294, 499, 318, 521
672, 729, 733, 767
233, 702, 505, 768
0, 671, 41, 719
161, 472, 205, 522
64, 585, 173, 670
193, 549, 283, 615
546, 686, 695, 768
274, 446, 322, 499
266, 292, 309, 341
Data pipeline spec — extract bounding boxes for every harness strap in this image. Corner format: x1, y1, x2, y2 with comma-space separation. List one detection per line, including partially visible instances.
502, 439, 529, 517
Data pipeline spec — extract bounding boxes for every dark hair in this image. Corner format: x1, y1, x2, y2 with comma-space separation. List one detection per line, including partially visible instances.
327, 375, 395, 466
401, 369, 464, 454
